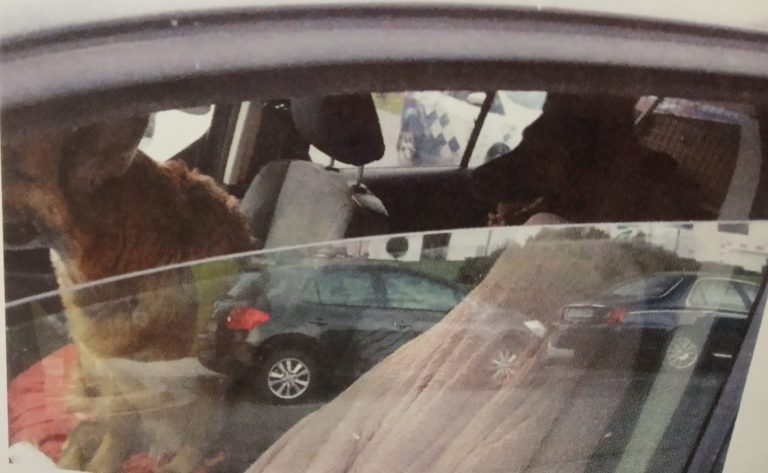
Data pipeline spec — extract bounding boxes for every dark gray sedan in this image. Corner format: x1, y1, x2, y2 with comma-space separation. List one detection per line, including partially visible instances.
550, 272, 759, 370
207, 260, 464, 403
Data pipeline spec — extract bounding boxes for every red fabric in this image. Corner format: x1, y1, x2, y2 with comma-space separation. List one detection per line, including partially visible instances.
8, 344, 78, 461
8, 344, 224, 473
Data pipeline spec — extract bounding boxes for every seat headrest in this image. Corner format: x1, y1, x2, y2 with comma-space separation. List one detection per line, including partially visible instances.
290, 94, 384, 166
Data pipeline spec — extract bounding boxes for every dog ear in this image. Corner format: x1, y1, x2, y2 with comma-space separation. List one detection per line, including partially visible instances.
63, 115, 149, 194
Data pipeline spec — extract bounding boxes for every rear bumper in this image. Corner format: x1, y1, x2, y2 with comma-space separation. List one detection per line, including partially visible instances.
549, 324, 614, 350
549, 323, 669, 358
198, 326, 256, 375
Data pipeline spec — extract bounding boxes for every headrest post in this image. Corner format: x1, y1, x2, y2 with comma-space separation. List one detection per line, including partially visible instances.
352, 165, 365, 191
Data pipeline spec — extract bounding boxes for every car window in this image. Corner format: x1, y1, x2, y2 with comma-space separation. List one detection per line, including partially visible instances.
310, 91, 480, 169
610, 275, 683, 298
308, 91, 543, 169
139, 105, 214, 162
299, 277, 321, 304
687, 279, 755, 312
5, 222, 767, 473
381, 271, 459, 311
226, 271, 262, 299
314, 268, 379, 306
3, 87, 768, 473
466, 90, 547, 167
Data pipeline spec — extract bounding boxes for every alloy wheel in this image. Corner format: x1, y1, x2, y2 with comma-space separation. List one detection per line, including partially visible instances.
267, 357, 311, 400
664, 336, 700, 370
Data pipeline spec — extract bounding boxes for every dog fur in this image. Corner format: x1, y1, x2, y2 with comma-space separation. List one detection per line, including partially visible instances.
3, 116, 255, 473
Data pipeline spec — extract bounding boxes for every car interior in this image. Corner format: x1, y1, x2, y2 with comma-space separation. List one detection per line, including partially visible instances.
4, 91, 766, 303
3, 84, 767, 473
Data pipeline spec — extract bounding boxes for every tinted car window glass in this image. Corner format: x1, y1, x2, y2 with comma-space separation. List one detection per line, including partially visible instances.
226, 272, 262, 299
265, 268, 307, 298
315, 268, 378, 306
3, 85, 768, 473
228, 268, 303, 301
299, 278, 321, 303
611, 275, 683, 298
688, 279, 752, 311
382, 271, 458, 311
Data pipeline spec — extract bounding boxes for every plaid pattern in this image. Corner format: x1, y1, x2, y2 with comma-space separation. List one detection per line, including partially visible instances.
401, 93, 469, 165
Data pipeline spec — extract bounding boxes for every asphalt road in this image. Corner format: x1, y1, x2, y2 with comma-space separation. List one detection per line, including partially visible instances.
212, 362, 727, 473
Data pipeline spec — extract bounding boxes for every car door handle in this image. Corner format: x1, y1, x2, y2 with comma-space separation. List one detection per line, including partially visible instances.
394, 321, 411, 329
310, 318, 329, 326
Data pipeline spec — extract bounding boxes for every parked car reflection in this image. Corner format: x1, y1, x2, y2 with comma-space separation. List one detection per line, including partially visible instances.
549, 272, 760, 370
205, 259, 465, 403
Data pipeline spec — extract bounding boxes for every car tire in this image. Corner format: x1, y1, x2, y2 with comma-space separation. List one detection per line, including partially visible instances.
663, 330, 702, 371
257, 348, 318, 404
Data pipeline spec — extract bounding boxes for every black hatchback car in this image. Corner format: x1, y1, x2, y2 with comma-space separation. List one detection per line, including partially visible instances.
549, 272, 760, 370
208, 260, 464, 403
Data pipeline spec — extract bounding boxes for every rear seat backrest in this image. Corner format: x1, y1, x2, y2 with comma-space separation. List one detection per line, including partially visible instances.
241, 160, 386, 249
240, 94, 388, 249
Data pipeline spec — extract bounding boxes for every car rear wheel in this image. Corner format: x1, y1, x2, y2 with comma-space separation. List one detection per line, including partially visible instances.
258, 349, 318, 404
663, 332, 701, 371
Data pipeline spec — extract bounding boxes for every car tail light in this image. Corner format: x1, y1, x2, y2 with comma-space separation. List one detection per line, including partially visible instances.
226, 307, 270, 330
606, 306, 627, 324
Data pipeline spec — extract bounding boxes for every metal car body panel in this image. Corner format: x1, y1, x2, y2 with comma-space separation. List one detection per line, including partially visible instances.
3, 3, 768, 134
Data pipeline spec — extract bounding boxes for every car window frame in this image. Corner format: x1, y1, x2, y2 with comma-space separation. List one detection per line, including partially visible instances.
4, 6, 768, 134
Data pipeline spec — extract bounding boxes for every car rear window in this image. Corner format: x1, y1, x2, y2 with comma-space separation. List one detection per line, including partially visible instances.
308, 90, 544, 169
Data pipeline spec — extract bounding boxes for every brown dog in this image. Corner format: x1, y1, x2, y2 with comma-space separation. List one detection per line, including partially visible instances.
3, 116, 255, 472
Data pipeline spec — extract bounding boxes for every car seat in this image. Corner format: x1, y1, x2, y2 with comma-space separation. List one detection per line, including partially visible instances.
239, 94, 388, 249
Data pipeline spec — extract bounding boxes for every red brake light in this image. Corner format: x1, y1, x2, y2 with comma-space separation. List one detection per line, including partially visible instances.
606, 306, 627, 324
226, 307, 271, 330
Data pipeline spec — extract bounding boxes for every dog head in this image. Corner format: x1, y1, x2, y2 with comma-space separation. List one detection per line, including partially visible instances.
2, 116, 149, 252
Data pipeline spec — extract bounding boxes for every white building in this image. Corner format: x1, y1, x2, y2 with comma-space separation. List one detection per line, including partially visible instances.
334, 221, 767, 272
